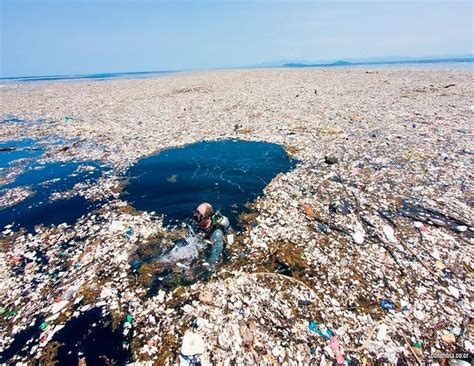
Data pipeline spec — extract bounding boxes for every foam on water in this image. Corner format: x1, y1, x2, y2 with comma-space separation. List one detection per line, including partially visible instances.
160, 228, 206, 265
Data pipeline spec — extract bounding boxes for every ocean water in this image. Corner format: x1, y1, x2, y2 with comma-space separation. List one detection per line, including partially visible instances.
122, 140, 297, 228
2, 58, 471, 84
0, 309, 131, 365
0, 138, 43, 166
0, 317, 44, 364
0, 70, 175, 83
0, 137, 107, 231
52, 308, 131, 365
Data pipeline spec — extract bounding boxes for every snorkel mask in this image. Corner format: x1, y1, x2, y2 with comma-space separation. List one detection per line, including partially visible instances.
193, 210, 211, 229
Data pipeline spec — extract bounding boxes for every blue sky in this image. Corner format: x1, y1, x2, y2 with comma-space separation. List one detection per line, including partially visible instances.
0, 0, 472, 77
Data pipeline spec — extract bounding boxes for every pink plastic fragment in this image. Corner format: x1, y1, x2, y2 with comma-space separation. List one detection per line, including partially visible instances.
330, 335, 345, 365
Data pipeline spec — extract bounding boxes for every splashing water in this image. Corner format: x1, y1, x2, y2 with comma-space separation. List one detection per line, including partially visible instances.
158, 224, 207, 267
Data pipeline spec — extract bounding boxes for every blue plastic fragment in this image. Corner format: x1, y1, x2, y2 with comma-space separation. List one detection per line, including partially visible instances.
323, 328, 333, 339
309, 320, 318, 333
309, 321, 333, 340
189, 318, 198, 328
126, 226, 133, 238
380, 299, 396, 310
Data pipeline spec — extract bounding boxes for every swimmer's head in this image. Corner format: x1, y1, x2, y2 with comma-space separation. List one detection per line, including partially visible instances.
193, 202, 214, 230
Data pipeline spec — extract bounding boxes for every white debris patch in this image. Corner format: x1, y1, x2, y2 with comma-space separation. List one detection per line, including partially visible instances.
0, 186, 34, 209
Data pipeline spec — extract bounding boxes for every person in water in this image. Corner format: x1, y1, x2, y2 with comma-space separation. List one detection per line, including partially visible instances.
146, 202, 231, 287
193, 202, 231, 267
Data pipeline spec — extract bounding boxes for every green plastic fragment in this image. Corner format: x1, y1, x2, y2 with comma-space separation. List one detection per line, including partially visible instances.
40, 321, 47, 330
125, 314, 133, 323
415, 341, 422, 349
6, 309, 17, 318
64, 116, 74, 123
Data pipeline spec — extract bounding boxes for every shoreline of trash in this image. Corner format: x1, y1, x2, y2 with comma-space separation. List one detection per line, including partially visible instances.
1, 67, 473, 365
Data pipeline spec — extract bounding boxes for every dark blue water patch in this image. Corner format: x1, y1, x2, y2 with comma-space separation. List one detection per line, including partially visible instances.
52, 308, 131, 365
123, 140, 296, 227
0, 138, 43, 170
0, 116, 47, 127
2, 196, 103, 232
0, 136, 75, 184
0, 317, 43, 364
1, 70, 176, 83
1, 117, 26, 125
1, 116, 22, 123
0, 160, 106, 231
1, 137, 111, 231
3, 161, 95, 189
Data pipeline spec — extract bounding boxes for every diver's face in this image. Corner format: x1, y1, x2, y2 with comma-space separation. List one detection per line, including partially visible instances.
193, 210, 211, 230
199, 217, 211, 230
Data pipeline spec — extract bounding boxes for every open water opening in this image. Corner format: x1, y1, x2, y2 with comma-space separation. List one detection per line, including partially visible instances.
123, 140, 297, 291
0, 317, 44, 364
52, 308, 131, 365
123, 140, 296, 227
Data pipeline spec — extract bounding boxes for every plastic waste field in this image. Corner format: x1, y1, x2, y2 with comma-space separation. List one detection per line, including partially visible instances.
1, 68, 473, 364
0, 138, 297, 364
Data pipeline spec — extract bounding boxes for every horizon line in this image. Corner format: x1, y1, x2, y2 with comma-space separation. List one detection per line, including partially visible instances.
1, 54, 473, 80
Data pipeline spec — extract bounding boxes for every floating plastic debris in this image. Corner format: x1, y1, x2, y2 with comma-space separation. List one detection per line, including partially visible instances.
380, 299, 396, 311
0, 67, 472, 365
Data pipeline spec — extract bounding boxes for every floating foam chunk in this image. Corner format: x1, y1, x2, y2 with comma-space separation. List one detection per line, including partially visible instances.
414, 310, 425, 320
448, 286, 460, 299
377, 323, 388, 341
109, 220, 126, 232
352, 230, 365, 244
51, 300, 68, 314
455, 225, 467, 232
382, 225, 396, 242
100, 286, 114, 299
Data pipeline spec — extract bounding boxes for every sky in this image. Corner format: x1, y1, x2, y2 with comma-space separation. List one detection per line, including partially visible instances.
0, 0, 473, 77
